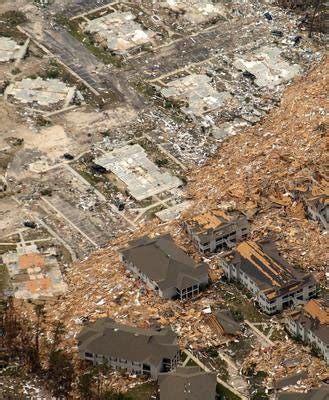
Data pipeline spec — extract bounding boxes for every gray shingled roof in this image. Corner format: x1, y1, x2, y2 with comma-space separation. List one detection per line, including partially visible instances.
120, 234, 208, 291
78, 318, 178, 366
214, 309, 241, 335
159, 366, 217, 400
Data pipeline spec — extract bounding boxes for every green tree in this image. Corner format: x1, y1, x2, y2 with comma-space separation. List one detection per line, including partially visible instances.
48, 349, 75, 399
78, 371, 94, 400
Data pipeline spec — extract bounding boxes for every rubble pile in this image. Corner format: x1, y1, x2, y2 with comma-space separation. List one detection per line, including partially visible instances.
242, 341, 328, 392
187, 57, 328, 275
161, 0, 228, 24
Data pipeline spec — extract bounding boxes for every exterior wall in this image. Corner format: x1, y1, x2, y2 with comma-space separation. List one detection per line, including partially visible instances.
160, 287, 177, 299
220, 259, 317, 314
185, 219, 249, 254
286, 318, 329, 365
81, 350, 180, 379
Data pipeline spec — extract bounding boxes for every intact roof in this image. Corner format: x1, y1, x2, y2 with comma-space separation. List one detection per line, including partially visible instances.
186, 209, 247, 238
278, 387, 329, 400
159, 366, 217, 400
232, 240, 315, 300
78, 318, 178, 366
291, 300, 329, 345
214, 309, 241, 335
120, 234, 208, 291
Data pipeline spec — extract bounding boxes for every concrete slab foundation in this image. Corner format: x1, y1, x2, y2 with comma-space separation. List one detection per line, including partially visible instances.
161, 74, 230, 117
84, 11, 155, 54
0, 36, 28, 63
94, 144, 182, 201
4, 77, 76, 108
234, 46, 301, 88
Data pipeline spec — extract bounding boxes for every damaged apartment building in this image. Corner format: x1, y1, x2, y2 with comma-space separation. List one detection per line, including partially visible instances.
289, 176, 328, 230
77, 318, 179, 378
221, 240, 317, 314
286, 299, 329, 365
119, 234, 209, 300
184, 209, 249, 253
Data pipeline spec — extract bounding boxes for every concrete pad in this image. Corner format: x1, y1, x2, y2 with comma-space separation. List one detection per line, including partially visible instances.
4, 77, 75, 108
234, 46, 301, 88
2, 244, 67, 300
94, 144, 182, 201
84, 12, 155, 54
0, 36, 26, 63
161, 74, 230, 117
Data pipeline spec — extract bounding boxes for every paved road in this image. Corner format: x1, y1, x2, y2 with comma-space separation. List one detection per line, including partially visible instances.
50, 0, 114, 17
125, 16, 267, 80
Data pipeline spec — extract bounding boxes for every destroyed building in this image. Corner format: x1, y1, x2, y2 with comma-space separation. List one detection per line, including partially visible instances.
233, 47, 301, 88
207, 309, 242, 338
286, 299, 329, 365
184, 209, 249, 253
221, 240, 317, 314
160, 74, 230, 117
1, 244, 67, 300
161, 0, 228, 25
119, 234, 209, 300
84, 12, 155, 54
0, 36, 29, 63
289, 176, 328, 230
4, 77, 77, 109
94, 144, 182, 201
158, 366, 217, 400
77, 318, 179, 379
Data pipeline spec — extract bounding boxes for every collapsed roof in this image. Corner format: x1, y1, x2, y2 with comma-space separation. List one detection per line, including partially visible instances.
232, 240, 316, 300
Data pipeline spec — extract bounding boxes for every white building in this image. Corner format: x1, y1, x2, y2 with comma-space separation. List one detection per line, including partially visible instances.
286, 299, 329, 365
184, 209, 249, 253
221, 240, 317, 314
